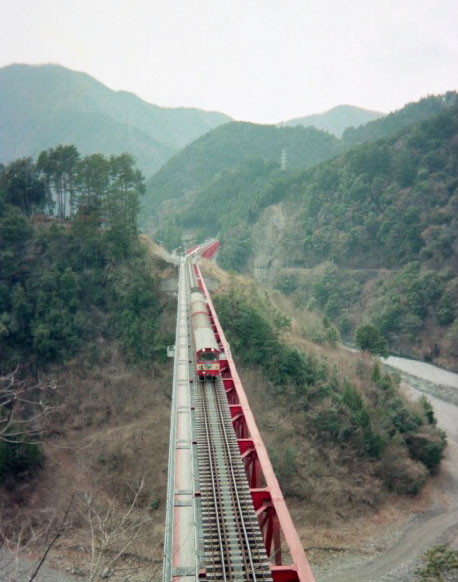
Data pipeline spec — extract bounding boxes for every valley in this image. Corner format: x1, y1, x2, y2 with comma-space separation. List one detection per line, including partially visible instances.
148, 93, 458, 370
1, 63, 457, 581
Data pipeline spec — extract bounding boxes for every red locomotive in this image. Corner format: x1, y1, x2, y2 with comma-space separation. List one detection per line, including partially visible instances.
190, 285, 220, 380
187, 251, 221, 380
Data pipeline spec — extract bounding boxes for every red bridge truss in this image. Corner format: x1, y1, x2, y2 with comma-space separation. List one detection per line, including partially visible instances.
163, 239, 315, 582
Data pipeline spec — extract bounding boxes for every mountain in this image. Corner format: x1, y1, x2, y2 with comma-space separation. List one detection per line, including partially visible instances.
0, 64, 231, 176
143, 93, 456, 230
144, 92, 458, 368
282, 105, 385, 137
246, 104, 458, 368
143, 92, 456, 239
342, 92, 458, 145
142, 121, 341, 227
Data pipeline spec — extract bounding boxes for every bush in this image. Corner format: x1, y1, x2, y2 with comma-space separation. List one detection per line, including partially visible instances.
377, 443, 428, 495
415, 544, 458, 581
312, 403, 352, 443
437, 292, 455, 326
214, 286, 317, 390
355, 324, 388, 356
406, 428, 447, 472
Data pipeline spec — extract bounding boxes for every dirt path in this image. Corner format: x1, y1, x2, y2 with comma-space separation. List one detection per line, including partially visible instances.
314, 372, 458, 582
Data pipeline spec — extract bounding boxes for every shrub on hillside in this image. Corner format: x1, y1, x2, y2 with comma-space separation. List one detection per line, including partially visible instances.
406, 428, 447, 472
355, 324, 388, 356
214, 286, 317, 390
376, 442, 428, 495
415, 544, 458, 581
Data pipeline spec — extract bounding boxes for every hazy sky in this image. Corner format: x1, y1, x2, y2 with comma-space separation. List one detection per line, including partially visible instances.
1, 0, 457, 123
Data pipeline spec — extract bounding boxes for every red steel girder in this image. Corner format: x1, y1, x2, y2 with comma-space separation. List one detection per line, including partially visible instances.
271, 566, 303, 582
186, 239, 220, 259
195, 265, 316, 582
251, 488, 281, 564
186, 244, 199, 256
238, 438, 262, 489
201, 240, 220, 259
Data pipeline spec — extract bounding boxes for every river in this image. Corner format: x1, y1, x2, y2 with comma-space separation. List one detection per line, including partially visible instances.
384, 355, 458, 389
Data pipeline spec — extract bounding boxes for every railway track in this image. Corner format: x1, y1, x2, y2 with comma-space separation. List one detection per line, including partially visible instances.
164, 252, 315, 582
194, 378, 273, 582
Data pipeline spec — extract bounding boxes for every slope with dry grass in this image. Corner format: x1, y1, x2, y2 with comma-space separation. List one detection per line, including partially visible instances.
0, 336, 174, 580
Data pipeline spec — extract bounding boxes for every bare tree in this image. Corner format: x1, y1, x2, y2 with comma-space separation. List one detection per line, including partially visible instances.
0, 367, 60, 582
76, 478, 153, 581
0, 366, 56, 443
27, 496, 75, 582
0, 508, 57, 582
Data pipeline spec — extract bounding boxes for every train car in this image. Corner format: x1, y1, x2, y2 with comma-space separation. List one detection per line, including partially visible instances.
190, 285, 220, 380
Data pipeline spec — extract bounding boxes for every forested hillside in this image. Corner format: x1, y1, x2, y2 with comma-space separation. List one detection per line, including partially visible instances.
144, 92, 456, 237
0, 147, 176, 577
0, 147, 170, 371
141, 121, 341, 228
253, 104, 458, 367
0, 64, 230, 176
342, 92, 457, 145
154, 157, 290, 253
146, 94, 458, 367
295, 105, 458, 269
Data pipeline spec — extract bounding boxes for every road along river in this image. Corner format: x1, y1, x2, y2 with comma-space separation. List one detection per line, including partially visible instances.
314, 355, 458, 582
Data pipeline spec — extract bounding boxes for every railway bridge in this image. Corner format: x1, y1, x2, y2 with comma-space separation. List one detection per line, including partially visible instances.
163, 240, 315, 582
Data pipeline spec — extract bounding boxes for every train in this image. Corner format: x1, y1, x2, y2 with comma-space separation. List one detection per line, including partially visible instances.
188, 260, 221, 380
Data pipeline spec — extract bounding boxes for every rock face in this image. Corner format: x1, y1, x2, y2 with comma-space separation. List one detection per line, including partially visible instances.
251, 204, 286, 283
250, 202, 306, 284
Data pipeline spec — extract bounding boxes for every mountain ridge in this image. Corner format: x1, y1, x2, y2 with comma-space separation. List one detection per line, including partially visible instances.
281, 104, 385, 137
0, 63, 231, 175
142, 91, 456, 232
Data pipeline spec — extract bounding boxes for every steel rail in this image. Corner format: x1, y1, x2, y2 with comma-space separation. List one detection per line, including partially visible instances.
212, 381, 259, 581
199, 380, 231, 582
212, 389, 254, 581
188, 260, 229, 578
185, 253, 271, 582
215, 379, 271, 582
199, 383, 237, 580
198, 378, 271, 582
